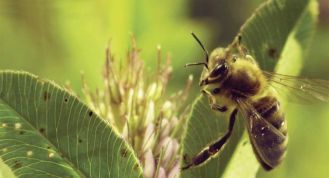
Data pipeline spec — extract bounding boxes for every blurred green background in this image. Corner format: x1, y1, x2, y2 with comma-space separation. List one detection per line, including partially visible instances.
0, 0, 329, 178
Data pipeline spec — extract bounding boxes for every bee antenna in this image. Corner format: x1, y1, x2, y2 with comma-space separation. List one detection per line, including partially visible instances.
185, 62, 209, 69
191, 32, 209, 63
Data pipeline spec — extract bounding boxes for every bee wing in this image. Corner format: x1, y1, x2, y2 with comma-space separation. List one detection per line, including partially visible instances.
236, 98, 287, 170
263, 71, 329, 104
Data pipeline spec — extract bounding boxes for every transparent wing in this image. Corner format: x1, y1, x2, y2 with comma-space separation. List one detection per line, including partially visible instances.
236, 98, 286, 169
235, 98, 285, 139
263, 71, 329, 104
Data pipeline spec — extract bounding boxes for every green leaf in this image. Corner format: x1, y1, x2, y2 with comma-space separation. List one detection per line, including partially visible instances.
0, 158, 15, 178
181, 0, 318, 178
0, 71, 143, 178
240, 0, 318, 72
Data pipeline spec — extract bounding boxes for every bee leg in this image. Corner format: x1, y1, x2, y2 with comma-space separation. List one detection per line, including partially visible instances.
199, 79, 209, 86
182, 108, 238, 170
202, 90, 227, 112
211, 104, 228, 112
230, 34, 249, 57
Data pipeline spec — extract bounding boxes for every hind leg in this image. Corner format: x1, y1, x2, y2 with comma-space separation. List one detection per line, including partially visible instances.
182, 108, 238, 170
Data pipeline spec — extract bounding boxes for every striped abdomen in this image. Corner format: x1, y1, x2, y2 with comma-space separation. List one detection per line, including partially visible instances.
249, 96, 288, 170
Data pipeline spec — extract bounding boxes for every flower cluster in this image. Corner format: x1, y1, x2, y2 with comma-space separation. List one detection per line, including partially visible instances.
82, 38, 192, 178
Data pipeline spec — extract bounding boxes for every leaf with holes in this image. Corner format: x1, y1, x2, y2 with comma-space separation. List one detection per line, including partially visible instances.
0, 71, 143, 178
181, 0, 318, 178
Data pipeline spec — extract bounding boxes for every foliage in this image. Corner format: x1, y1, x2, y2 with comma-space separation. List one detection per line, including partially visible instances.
0, 71, 143, 178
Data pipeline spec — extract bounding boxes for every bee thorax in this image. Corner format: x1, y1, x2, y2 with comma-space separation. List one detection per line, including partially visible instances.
222, 61, 266, 98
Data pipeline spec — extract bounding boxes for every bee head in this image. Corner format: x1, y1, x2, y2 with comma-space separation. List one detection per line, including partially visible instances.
185, 33, 236, 88
199, 48, 231, 87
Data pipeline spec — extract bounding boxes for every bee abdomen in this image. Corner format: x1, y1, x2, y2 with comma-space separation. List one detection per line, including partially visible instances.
251, 96, 288, 170
254, 96, 287, 135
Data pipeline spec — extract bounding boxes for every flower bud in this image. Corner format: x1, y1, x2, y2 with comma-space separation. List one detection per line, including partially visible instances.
137, 87, 144, 104
158, 137, 174, 168
146, 83, 157, 100
162, 101, 173, 118
108, 79, 121, 104
142, 124, 155, 152
143, 150, 155, 178
144, 101, 155, 126
157, 167, 166, 178
160, 119, 171, 139
168, 161, 180, 178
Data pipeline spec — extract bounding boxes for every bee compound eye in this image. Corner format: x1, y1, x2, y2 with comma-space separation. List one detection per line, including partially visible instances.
210, 64, 228, 78
212, 88, 221, 94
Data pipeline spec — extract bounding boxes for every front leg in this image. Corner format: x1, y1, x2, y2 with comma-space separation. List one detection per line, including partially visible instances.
182, 109, 238, 170
202, 89, 228, 112
211, 104, 228, 112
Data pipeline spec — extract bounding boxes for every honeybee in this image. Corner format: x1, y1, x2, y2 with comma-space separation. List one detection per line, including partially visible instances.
182, 33, 329, 171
